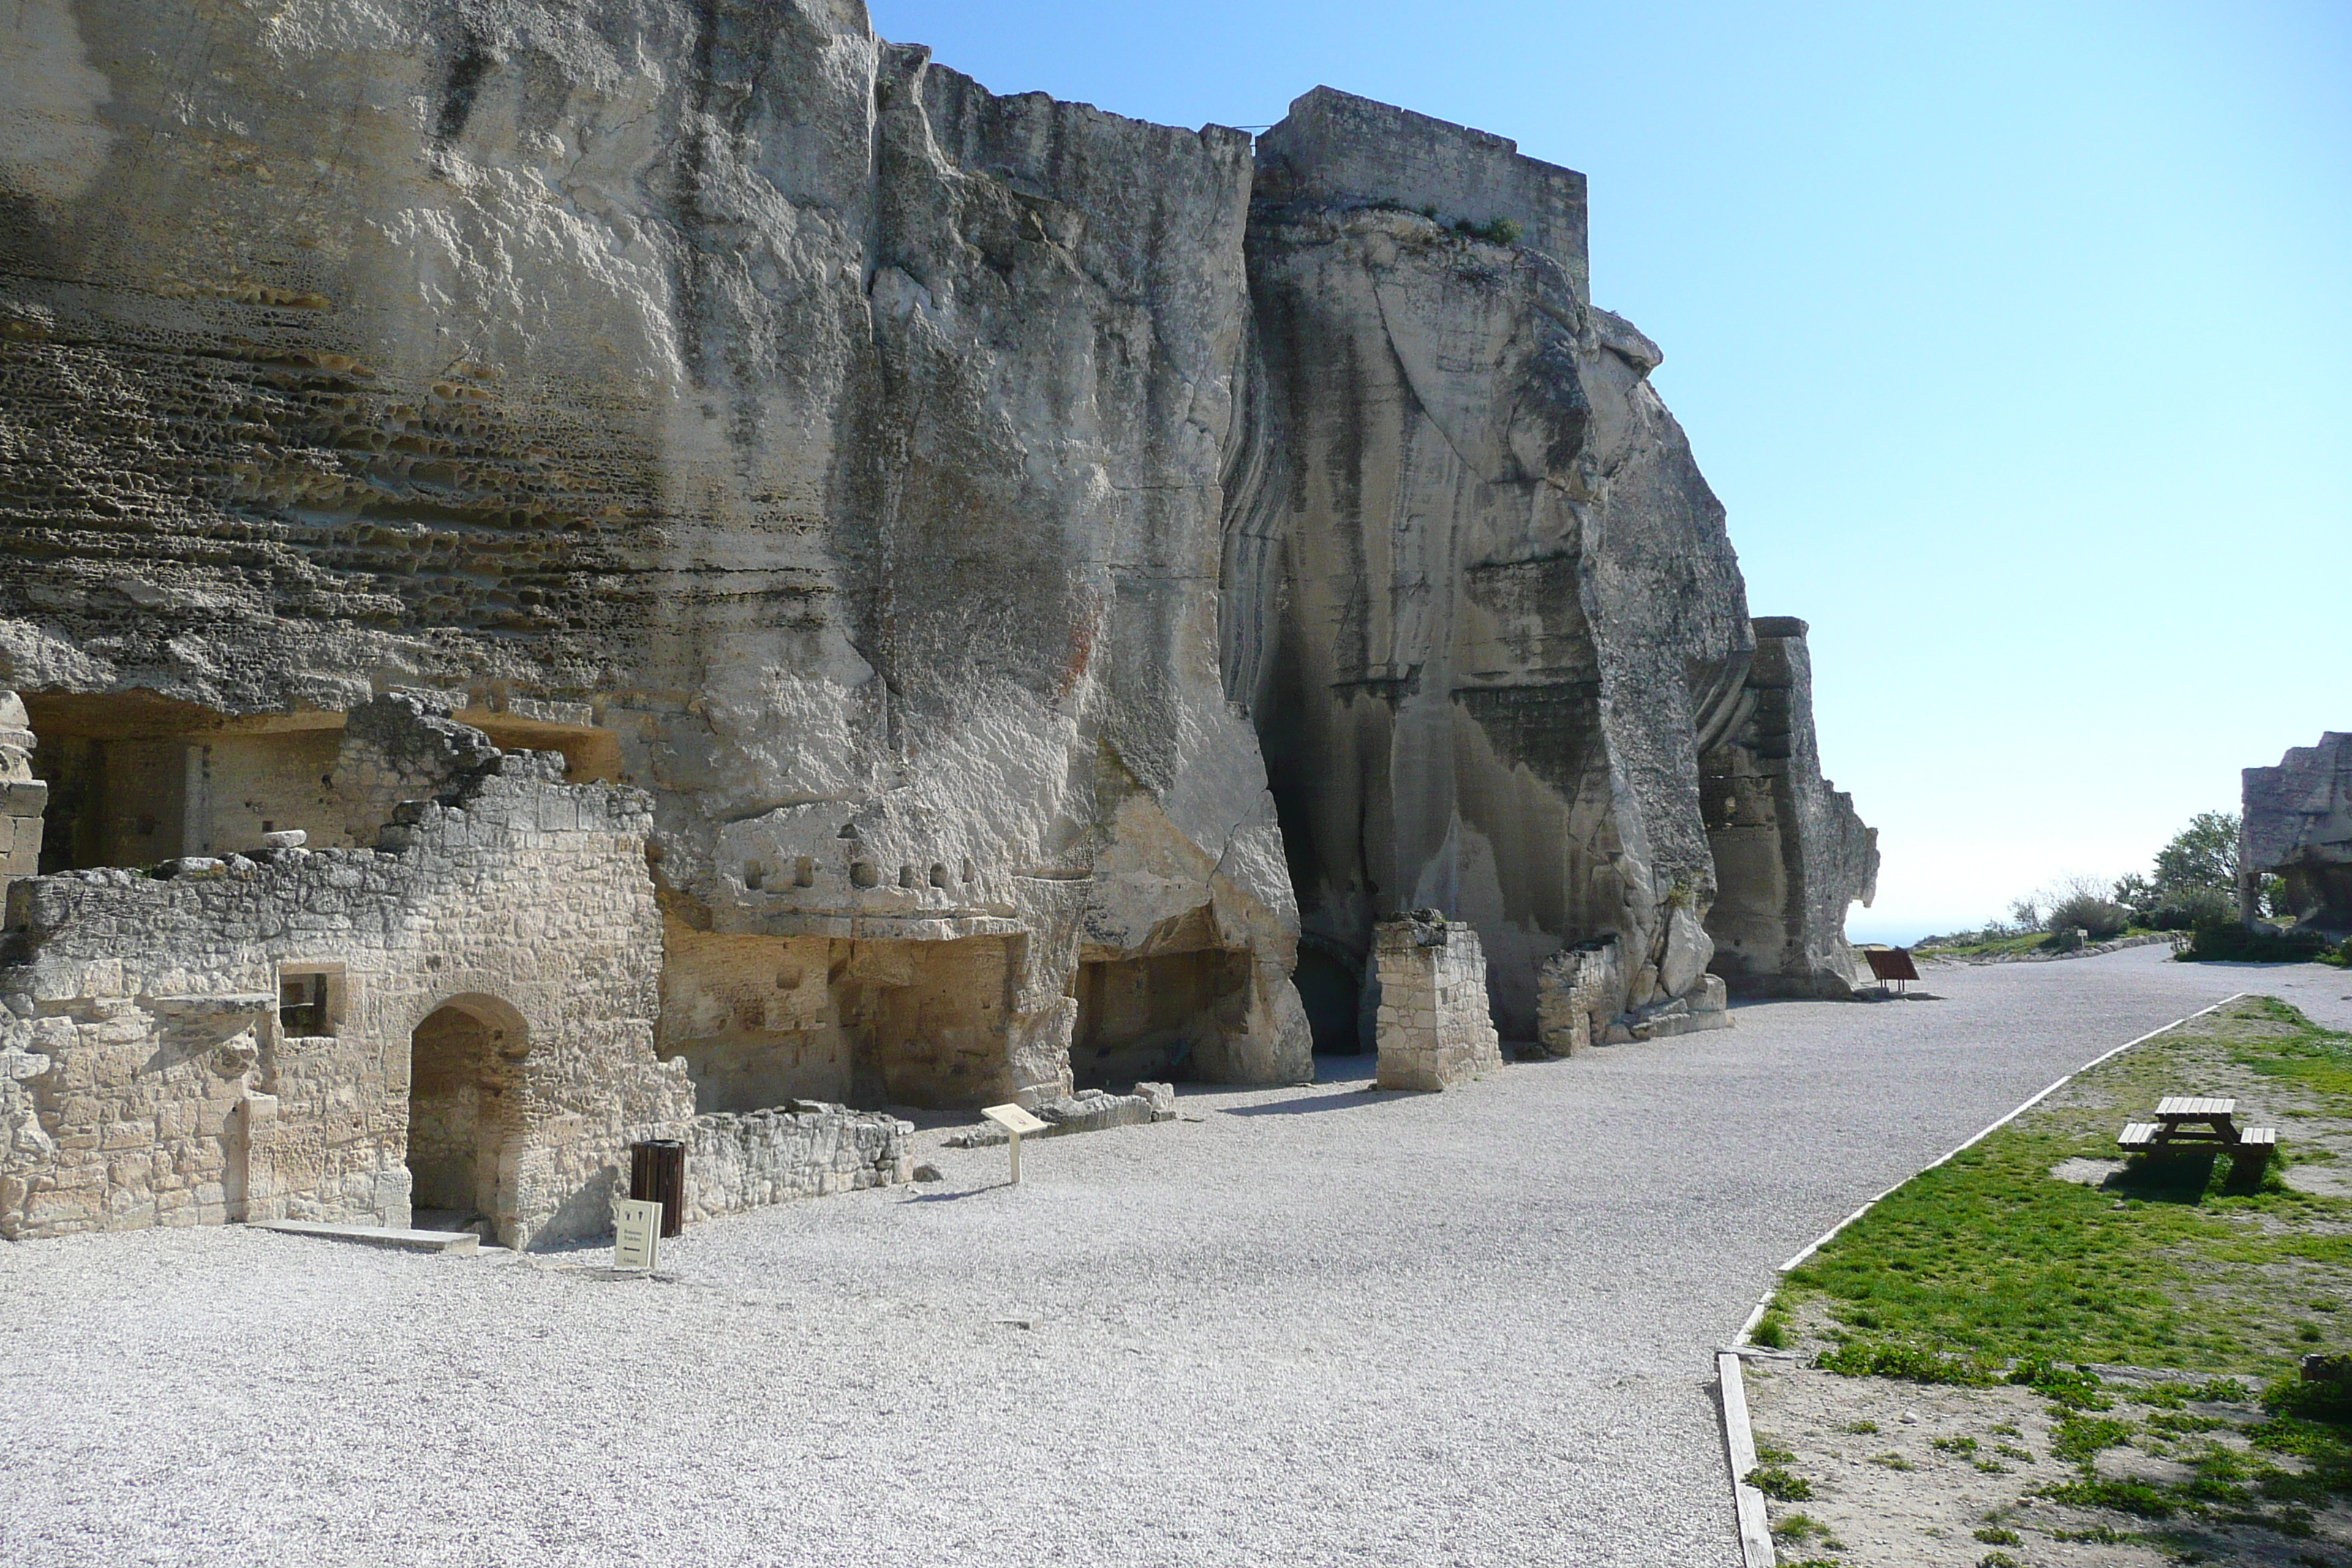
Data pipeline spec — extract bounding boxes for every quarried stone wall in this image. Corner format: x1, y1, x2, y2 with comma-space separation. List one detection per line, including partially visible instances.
0, 723, 692, 1248
1235, 87, 1761, 1047
1374, 913, 1501, 1092
684, 1103, 911, 1224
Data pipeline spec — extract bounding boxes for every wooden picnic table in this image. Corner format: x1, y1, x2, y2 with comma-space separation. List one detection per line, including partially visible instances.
2119, 1094, 2276, 1177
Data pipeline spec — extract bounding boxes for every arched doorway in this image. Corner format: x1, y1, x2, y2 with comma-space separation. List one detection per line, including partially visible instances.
406, 996, 527, 1230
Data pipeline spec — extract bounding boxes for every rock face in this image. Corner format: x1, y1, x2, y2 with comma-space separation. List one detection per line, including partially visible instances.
0, 7, 1877, 1237
0, 0, 1309, 1113
2242, 734, 2352, 934
1230, 88, 1768, 1044
1700, 618, 1880, 996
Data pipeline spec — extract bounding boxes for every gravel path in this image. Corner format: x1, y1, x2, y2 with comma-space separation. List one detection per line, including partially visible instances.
7, 946, 2347, 1568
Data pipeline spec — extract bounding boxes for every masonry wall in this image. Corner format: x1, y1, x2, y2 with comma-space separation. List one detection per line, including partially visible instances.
1373, 913, 1502, 1092
685, 1103, 911, 1224
0, 749, 693, 1249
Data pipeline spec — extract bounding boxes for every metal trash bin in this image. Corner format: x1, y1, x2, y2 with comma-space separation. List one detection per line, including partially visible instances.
629, 1138, 686, 1239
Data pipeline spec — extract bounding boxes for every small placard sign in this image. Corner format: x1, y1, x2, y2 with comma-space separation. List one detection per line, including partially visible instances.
982, 1102, 1049, 1184
613, 1197, 663, 1271
981, 1103, 1049, 1137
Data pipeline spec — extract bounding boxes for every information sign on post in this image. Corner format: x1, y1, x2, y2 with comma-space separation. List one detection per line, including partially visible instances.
613, 1197, 663, 1271
980, 1102, 1049, 1184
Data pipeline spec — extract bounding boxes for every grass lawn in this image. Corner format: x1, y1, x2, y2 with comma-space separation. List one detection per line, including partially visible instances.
1752, 996, 2352, 1562
1912, 928, 2171, 961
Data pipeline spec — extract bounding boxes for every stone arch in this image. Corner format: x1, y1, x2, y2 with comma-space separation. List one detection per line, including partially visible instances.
404, 992, 530, 1233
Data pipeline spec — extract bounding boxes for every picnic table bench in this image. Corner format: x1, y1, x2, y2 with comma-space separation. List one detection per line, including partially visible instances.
2118, 1096, 2276, 1181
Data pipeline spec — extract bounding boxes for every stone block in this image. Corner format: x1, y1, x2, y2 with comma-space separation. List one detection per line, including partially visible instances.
1374, 915, 1501, 1091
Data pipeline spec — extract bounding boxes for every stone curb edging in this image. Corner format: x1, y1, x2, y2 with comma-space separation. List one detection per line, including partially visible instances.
1710, 992, 2249, 1568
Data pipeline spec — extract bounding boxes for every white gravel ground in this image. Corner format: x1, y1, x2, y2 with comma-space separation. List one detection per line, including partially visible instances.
7, 946, 2349, 1568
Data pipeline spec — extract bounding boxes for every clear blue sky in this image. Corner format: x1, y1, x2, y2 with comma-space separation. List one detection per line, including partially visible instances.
870, 1, 2351, 942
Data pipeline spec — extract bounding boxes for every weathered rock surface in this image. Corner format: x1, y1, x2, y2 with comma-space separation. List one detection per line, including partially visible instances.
2243, 734, 2352, 933
0, 0, 1308, 1107
1, 11, 1874, 1169
1230, 88, 1776, 1043
1700, 617, 1880, 996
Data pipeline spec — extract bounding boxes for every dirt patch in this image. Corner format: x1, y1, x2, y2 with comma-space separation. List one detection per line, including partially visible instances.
2049, 1158, 2127, 1186
1746, 1359, 2351, 1566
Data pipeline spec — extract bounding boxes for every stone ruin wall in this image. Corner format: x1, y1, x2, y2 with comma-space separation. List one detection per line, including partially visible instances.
684, 1103, 912, 1226
0, 726, 693, 1248
1373, 913, 1503, 1093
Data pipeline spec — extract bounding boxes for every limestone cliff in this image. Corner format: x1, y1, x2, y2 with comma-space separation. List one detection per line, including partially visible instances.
2242, 734, 2352, 934
0, 0, 1306, 1103
1, 12, 1874, 1106
1700, 618, 1880, 997
1228, 88, 1765, 1041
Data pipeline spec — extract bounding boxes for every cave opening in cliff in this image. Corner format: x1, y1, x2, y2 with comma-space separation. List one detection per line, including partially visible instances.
1698, 754, 1793, 989
1292, 943, 1365, 1055
1071, 947, 1252, 1089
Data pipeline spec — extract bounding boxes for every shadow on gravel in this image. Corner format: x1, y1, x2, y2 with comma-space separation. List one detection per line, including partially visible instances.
1223, 1088, 1395, 1117
898, 1187, 997, 1203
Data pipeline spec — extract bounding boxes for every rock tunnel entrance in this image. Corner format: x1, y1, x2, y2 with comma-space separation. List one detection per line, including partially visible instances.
406, 998, 526, 1231
1292, 943, 1365, 1056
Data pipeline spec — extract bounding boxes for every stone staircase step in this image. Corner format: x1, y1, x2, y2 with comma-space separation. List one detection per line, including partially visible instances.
255, 1221, 481, 1255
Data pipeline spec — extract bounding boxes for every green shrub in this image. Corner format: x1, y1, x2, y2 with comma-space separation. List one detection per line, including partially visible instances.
2051, 1413, 2132, 1463
1746, 1464, 1813, 1501
1820, 1339, 1997, 1384
1972, 1525, 2021, 1545
1770, 1512, 1825, 1542
2182, 924, 2332, 963
1751, 1309, 1790, 1349
2049, 892, 2132, 940
1450, 215, 1522, 245
2009, 1358, 2110, 1409
2155, 886, 2238, 930
2264, 1371, 2352, 1422
2036, 1475, 2176, 1517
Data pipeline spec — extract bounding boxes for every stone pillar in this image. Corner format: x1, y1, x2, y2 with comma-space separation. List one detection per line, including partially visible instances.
1534, 938, 1619, 1058
1374, 911, 1502, 1091
0, 693, 47, 911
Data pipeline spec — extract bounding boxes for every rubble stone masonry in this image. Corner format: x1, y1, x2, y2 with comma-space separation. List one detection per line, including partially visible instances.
1374, 913, 1503, 1092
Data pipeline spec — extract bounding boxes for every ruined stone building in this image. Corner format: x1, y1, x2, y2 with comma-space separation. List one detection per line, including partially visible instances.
2242, 734, 2352, 933
0, 2, 1874, 1247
